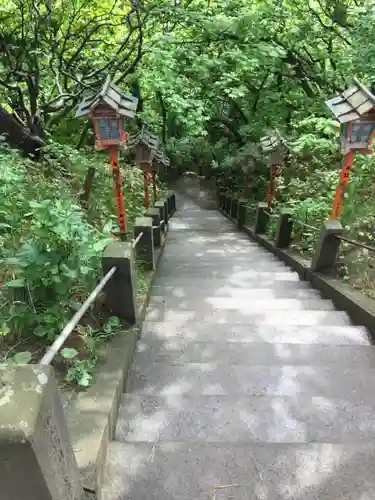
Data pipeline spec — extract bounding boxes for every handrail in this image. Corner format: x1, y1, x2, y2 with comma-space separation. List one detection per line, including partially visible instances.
132, 231, 144, 248
335, 235, 375, 253
40, 266, 117, 365
293, 220, 320, 232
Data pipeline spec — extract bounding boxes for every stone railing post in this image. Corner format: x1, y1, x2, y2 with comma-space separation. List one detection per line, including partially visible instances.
145, 207, 163, 247
225, 195, 231, 214
102, 241, 137, 324
237, 199, 247, 229
134, 216, 155, 270
254, 202, 270, 234
311, 220, 344, 273
154, 200, 167, 232
166, 192, 174, 217
0, 365, 84, 500
220, 193, 227, 211
230, 198, 239, 219
275, 209, 293, 248
170, 192, 176, 213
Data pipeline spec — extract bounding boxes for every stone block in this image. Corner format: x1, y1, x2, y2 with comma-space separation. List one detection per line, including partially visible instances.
102, 242, 137, 325
145, 208, 163, 247
275, 209, 293, 248
154, 201, 167, 232
0, 365, 84, 500
254, 202, 269, 234
311, 220, 344, 273
134, 216, 155, 271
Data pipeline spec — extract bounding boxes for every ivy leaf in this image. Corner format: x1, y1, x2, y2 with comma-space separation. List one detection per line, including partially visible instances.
3, 278, 25, 288
61, 347, 79, 360
13, 351, 32, 364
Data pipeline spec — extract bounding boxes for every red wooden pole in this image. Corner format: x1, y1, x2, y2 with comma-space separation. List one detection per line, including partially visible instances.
143, 166, 150, 209
330, 150, 355, 220
109, 148, 127, 234
267, 164, 278, 208
152, 171, 157, 203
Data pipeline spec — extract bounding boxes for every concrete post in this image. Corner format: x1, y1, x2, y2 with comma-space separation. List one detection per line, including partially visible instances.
275, 209, 293, 248
220, 193, 226, 211
230, 198, 239, 219
0, 365, 84, 500
170, 192, 176, 213
167, 193, 173, 217
218, 191, 225, 209
254, 202, 270, 234
225, 195, 231, 214
134, 216, 155, 270
237, 199, 247, 229
163, 199, 169, 224
311, 220, 344, 273
145, 207, 163, 247
154, 201, 167, 233
102, 241, 137, 325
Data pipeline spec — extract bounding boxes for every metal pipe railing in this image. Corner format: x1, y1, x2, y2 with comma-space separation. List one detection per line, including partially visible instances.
335, 234, 375, 253
40, 266, 117, 365
132, 231, 144, 249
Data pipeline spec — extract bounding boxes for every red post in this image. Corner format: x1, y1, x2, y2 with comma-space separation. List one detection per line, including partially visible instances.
330, 150, 355, 220
152, 171, 157, 203
267, 164, 278, 208
143, 167, 150, 209
109, 148, 127, 234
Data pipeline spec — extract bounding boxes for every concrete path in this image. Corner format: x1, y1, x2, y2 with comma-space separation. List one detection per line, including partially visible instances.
102, 195, 375, 500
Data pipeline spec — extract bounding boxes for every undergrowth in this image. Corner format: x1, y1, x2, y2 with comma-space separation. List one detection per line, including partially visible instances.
0, 141, 167, 387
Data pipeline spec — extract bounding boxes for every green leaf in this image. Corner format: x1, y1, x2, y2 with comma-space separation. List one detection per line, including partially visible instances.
13, 351, 32, 364
3, 278, 25, 288
61, 347, 79, 359
78, 372, 92, 387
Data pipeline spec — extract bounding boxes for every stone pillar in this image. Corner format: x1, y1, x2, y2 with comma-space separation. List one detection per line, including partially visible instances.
220, 193, 226, 211
163, 199, 169, 224
311, 220, 344, 273
102, 241, 137, 325
254, 202, 270, 234
167, 193, 174, 217
154, 201, 167, 233
170, 192, 176, 213
145, 207, 163, 247
134, 216, 155, 270
230, 198, 239, 219
275, 209, 293, 248
0, 365, 84, 500
237, 199, 247, 229
225, 195, 231, 214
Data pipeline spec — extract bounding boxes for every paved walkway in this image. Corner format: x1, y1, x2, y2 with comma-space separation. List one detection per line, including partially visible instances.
102, 195, 375, 500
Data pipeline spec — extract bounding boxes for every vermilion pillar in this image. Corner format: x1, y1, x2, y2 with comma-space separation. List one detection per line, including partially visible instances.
267, 164, 278, 208
109, 148, 127, 234
152, 171, 157, 203
330, 150, 355, 220
143, 167, 150, 209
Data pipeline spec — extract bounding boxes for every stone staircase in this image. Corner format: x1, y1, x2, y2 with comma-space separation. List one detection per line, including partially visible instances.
101, 195, 375, 500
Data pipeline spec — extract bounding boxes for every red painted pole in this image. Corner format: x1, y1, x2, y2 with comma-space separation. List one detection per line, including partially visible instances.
330, 150, 355, 220
143, 166, 150, 209
267, 164, 278, 208
152, 171, 157, 203
109, 148, 127, 235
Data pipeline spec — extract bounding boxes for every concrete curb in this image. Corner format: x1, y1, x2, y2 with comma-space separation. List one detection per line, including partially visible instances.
220, 208, 375, 342
67, 204, 173, 495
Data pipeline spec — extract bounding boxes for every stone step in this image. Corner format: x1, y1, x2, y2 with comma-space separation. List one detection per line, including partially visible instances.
102, 441, 375, 500
154, 276, 302, 288
157, 262, 293, 272
127, 361, 375, 399
157, 269, 301, 280
142, 323, 369, 344
135, 339, 375, 365
149, 286, 321, 299
146, 297, 334, 313
115, 393, 375, 443
144, 309, 350, 326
